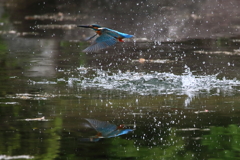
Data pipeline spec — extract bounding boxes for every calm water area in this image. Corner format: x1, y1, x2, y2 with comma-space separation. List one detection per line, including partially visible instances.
1, 0, 240, 160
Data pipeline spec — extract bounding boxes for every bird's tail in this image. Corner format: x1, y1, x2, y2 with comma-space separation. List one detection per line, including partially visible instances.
124, 34, 134, 38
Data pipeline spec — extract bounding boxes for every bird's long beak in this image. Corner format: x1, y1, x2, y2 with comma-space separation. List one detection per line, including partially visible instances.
78, 25, 91, 28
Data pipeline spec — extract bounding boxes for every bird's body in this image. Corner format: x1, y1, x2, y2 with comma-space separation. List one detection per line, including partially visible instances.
78, 24, 133, 52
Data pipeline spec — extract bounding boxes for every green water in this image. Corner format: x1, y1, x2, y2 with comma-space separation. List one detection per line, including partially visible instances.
1, 1, 240, 160
0, 35, 240, 160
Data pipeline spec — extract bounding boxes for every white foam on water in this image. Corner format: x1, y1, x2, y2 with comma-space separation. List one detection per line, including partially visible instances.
67, 66, 240, 107
75, 68, 240, 97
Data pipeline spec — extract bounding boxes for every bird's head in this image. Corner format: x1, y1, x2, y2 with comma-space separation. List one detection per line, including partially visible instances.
78, 24, 102, 31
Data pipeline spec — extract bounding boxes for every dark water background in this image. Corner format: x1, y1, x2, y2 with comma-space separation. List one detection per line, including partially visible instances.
1, 0, 240, 159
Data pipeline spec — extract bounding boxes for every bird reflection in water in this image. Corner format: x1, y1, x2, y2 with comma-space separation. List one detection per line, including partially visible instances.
80, 119, 133, 142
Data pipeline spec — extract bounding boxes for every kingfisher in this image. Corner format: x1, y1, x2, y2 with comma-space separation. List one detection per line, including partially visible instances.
80, 118, 133, 142
78, 24, 134, 52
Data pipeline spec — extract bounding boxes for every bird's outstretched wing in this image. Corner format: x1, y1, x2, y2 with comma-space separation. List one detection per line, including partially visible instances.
83, 32, 118, 52
85, 34, 97, 41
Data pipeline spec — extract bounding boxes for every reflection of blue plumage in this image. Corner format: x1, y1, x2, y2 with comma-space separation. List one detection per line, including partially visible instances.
78, 24, 133, 52
83, 118, 133, 141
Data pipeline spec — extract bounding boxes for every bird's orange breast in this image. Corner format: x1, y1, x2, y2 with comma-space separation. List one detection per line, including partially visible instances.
96, 30, 102, 35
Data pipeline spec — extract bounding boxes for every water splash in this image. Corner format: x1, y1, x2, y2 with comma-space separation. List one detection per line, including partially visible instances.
75, 66, 240, 97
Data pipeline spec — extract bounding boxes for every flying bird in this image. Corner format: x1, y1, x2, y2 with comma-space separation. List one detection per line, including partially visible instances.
78, 24, 133, 52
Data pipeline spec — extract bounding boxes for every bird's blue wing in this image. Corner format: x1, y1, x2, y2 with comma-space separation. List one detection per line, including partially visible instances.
85, 34, 97, 41
83, 33, 118, 52
85, 119, 117, 137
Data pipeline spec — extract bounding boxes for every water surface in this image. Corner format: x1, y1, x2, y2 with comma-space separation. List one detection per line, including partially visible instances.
1, 1, 240, 160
